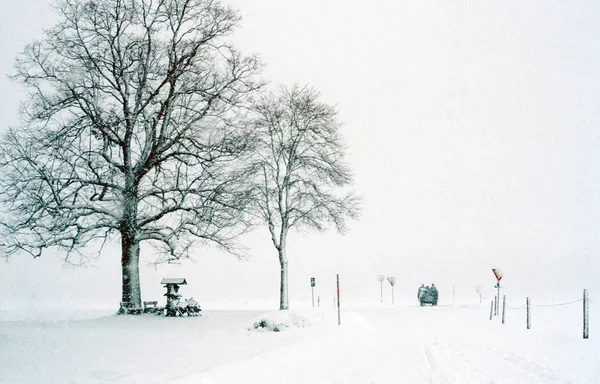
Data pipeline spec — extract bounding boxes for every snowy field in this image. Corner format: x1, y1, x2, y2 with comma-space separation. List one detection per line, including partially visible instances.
1, 302, 599, 384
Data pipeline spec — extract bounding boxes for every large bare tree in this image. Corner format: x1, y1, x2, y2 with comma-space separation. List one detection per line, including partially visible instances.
0, 0, 261, 313
247, 85, 360, 310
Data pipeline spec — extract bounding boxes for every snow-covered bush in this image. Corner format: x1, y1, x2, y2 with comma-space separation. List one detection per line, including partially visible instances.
251, 309, 327, 332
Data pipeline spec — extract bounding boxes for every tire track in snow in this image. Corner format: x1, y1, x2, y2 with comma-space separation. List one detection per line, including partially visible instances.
416, 308, 502, 384
422, 343, 451, 384
417, 310, 454, 384
434, 323, 572, 383
480, 341, 570, 383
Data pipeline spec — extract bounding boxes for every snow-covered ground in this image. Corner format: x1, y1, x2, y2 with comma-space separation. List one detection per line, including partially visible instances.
1, 302, 598, 383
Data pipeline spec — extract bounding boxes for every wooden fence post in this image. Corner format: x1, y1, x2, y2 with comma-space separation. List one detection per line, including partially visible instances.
584, 289, 589, 339
526, 297, 531, 330
502, 295, 506, 324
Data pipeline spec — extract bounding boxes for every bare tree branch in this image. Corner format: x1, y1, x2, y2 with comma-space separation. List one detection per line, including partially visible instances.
0, 0, 262, 312
243, 84, 361, 310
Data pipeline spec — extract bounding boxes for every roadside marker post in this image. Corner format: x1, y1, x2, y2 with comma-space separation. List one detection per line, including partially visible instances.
502, 295, 506, 324
310, 277, 316, 307
453, 284, 456, 307
584, 289, 589, 339
526, 297, 531, 330
336, 274, 341, 325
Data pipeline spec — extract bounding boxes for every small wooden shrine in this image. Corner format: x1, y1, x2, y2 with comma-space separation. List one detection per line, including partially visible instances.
161, 278, 187, 316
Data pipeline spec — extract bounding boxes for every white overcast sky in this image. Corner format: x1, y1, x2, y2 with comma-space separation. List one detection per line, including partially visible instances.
1, 0, 599, 309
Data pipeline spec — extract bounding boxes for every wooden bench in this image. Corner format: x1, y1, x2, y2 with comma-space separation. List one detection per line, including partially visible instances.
119, 301, 143, 315
143, 301, 160, 314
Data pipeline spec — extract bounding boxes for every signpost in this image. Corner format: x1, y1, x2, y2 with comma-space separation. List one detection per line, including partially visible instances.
492, 269, 503, 316
387, 277, 397, 305
310, 277, 316, 307
377, 275, 385, 303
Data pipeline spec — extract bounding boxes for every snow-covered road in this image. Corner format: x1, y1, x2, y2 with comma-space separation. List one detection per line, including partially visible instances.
1, 305, 598, 383
179, 306, 597, 383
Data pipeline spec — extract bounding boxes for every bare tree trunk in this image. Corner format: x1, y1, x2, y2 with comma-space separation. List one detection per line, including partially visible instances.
120, 233, 141, 313
278, 248, 289, 310
249, 85, 360, 312
118, 184, 141, 314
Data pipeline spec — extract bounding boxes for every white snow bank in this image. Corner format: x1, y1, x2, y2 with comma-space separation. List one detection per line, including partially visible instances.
250, 308, 374, 332
250, 308, 329, 331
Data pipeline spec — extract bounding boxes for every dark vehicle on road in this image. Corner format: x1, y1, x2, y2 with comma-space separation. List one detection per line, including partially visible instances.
418, 284, 438, 306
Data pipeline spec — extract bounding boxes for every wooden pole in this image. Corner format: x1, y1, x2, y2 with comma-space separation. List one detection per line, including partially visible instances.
336, 274, 341, 326
502, 295, 506, 324
526, 297, 531, 330
490, 300, 493, 320
584, 289, 589, 339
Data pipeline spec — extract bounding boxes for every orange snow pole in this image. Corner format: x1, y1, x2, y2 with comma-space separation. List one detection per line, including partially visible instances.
337, 274, 341, 326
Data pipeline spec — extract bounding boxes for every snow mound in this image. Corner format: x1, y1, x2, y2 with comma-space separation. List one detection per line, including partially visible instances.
251, 309, 327, 332
339, 310, 373, 329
